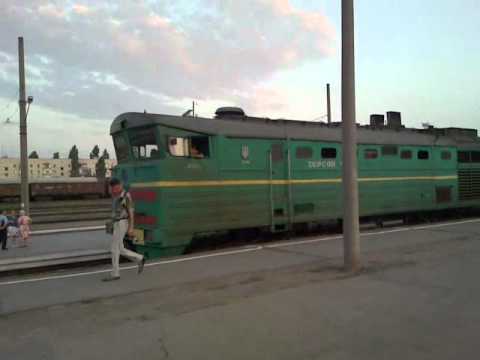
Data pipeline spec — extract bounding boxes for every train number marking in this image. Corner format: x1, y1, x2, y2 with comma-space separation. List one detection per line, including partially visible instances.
308, 160, 336, 169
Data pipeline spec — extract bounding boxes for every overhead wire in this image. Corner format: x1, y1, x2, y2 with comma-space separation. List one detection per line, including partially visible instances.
1, 106, 19, 126
0, 88, 19, 119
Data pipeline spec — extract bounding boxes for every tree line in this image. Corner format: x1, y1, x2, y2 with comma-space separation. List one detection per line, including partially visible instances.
27, 145, 111, 179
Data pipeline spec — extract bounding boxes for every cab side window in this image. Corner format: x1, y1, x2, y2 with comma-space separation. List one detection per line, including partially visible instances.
168, 136, 210, 159
168, 137, 190, 157
190, 136, 210, 158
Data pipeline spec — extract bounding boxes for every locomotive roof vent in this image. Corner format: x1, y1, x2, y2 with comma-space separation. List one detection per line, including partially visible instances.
370, 114, 385, 127
215, 107, 246, 119
386, 111, 402, 129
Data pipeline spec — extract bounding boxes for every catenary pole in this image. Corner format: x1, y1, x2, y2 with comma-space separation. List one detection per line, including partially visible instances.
18, 36, 29, 215
326, 83, 332, 124
341, 0, 360, 271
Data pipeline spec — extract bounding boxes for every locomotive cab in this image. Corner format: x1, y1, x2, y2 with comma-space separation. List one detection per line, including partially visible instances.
110, 113, 215, 258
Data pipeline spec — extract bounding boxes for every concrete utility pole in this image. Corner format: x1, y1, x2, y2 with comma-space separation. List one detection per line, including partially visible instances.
341, 0, 360, 271
326, 83, 332, 124
18, 37, 29, 215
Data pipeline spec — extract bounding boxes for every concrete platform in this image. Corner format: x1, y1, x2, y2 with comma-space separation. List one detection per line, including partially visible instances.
0, 218, 397, 274
0, 228, 109, 273
0, 249, 109, 272
1, 218, 480, 359
0, 229, 108, 259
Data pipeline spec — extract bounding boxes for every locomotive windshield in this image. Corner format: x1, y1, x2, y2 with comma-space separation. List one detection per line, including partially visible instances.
128, 127, 160, 160
113, 134, 129, 163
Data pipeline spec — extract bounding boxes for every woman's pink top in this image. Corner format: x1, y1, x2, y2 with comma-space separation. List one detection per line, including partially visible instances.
18, 215, 31, 226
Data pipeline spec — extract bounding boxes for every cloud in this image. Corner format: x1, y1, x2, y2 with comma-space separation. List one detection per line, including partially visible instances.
37, 3, 66, 19
72, 4, 91, 15
0, 0, 336, 120
0, 105, 116, 159
145, 14, 172, 29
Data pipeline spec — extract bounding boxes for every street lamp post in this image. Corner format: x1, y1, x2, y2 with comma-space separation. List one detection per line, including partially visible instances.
341, 0, 361, 271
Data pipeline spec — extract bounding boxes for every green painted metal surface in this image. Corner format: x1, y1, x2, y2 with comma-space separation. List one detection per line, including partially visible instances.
111, 123, 480, 259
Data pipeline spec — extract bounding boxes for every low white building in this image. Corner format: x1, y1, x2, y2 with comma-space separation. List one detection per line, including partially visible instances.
0, 158, 117, 179
79, 158, 117, 177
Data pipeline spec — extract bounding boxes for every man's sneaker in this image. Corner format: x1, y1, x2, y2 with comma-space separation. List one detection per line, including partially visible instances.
102, 276, 120, 282
138, 257, 145, 274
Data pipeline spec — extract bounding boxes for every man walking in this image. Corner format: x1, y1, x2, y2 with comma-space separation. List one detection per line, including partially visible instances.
0, 210, 8, 251
103, 178, 145, 281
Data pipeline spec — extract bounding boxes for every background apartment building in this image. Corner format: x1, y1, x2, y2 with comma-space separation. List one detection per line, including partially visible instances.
0, 158, 117, 179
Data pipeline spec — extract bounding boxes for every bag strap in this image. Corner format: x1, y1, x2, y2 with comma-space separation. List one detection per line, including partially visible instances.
120, 191, 131, 218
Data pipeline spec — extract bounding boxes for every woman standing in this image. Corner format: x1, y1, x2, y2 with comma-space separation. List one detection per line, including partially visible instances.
18, 210, 32, 247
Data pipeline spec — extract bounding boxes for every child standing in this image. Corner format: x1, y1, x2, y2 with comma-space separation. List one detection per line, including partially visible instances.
18, 210, 32, 247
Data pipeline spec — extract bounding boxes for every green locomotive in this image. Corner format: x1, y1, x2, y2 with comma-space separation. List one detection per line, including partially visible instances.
110, 108, 480, 258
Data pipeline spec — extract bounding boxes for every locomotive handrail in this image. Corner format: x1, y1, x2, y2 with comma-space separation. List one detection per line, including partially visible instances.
268, 150, 274, 232
287, 147, 293, 230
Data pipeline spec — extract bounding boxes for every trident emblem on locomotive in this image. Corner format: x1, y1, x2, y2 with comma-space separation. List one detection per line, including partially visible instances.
241, 145, 249, 160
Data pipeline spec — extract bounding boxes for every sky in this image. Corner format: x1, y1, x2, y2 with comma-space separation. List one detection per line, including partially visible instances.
0, 0, 479, 159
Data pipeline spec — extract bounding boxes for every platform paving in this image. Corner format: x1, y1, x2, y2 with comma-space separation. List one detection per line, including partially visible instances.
0, 219, 479, 359
0, 229, 109, 261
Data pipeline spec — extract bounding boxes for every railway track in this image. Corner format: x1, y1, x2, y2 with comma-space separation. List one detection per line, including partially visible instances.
29, 198, 111, 210
1, 199, 111, 225
186, 207, 480, 254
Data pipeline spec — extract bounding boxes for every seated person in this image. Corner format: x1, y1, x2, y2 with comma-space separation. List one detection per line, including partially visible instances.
190, 144, 204, 158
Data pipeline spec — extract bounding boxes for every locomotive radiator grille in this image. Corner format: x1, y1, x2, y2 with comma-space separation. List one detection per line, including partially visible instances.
458, 169, 480, 201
